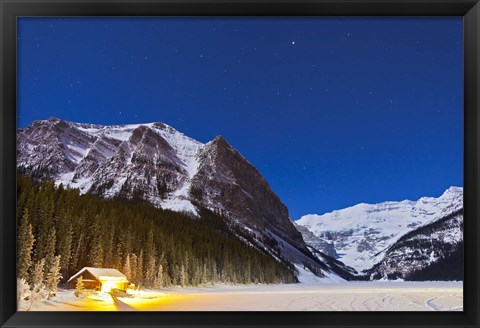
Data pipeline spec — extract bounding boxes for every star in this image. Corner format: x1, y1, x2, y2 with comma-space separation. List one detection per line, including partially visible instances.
291, 41, 295, 45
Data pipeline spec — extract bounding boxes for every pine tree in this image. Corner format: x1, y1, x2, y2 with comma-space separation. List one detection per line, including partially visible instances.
31, 258, 45, 288
103, 226, 115, 267
89, 221, 104, 268
245, 260, 251, 283
122, 254, 131, 281
202, 263, 208, 286
211, 261, 218, 285
57, 222, 73, 276
33, 190, 54, 263
74, 276, 85, 298
45, 255, 62, 299
17, 208, 35, 281
180, 264, 186, 287
70, 231, 85, 274
183, 251, 190, 285
137, 250, 144, 283
145, 255, 156, 287
43, 227, 57, 278
163, 265, 171, 287
28, 259, 47, 311
130, 253, 138, 284
153, 264, 164, 289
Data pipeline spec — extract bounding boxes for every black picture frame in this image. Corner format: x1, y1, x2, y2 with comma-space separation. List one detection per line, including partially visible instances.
1, 0, 479, 327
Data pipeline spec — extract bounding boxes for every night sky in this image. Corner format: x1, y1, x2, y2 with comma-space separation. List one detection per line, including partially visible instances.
18, 17, 463, 219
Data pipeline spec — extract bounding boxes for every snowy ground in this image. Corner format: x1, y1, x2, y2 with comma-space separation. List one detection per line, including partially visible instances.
18, 281, 463, 311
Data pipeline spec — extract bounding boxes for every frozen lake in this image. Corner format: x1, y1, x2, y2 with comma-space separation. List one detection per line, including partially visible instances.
22, 281, 463, 311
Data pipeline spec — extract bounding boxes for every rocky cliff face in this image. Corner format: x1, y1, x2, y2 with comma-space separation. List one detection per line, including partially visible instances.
293, 222, 337, 258
190, 136, 308, 253
17, 117, 323, 278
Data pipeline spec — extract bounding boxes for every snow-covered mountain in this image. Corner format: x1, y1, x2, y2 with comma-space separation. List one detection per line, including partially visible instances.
365, 209, 463, 281
295, 187, 463, 273
293, 222, 337, 258
18, 118, 204, 213
17, 117, 330, 281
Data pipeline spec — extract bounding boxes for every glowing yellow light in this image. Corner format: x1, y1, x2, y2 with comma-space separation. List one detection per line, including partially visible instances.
98, 276, 128, 293
100, 280, 118, 293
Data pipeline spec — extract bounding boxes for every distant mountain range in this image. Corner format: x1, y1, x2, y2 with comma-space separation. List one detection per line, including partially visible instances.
296, 187, 463, 280
17, 117, 464, 282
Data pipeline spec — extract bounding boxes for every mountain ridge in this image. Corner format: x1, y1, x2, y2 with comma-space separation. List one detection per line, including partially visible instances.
296, 187, 463, 276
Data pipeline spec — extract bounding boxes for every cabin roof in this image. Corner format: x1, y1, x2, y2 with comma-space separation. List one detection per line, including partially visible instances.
67, 267, 127, 283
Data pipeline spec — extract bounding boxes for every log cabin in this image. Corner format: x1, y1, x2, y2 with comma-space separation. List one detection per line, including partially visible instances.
67, 267, 129, 292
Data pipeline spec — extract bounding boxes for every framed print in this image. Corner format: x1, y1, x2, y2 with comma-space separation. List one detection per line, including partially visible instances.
1, 0, 479, 327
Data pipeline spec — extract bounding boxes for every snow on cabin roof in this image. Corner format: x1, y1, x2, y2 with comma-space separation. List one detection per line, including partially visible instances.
67, 267, 127, 282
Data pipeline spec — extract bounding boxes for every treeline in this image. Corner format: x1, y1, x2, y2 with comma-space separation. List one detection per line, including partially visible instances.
17, 174, 296, 290
405, 241, 464, 281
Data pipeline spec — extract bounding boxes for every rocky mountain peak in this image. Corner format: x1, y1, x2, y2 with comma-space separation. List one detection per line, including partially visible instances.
212, 135, 227, 143
191, 134, 309, 255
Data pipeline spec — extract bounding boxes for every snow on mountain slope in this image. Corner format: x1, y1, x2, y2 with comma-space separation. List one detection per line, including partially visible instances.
293, 222, 337, 258
18, 118, 204, 214
296, 187, 463, 272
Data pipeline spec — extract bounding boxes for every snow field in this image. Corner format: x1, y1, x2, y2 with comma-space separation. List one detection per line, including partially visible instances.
20, 282, 462, 311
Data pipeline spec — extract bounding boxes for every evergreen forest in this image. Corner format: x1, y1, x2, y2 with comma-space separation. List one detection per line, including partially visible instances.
16, 174, 297, 292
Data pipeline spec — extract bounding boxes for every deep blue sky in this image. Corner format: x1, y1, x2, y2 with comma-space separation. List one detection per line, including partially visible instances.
18, 17, 463, 219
